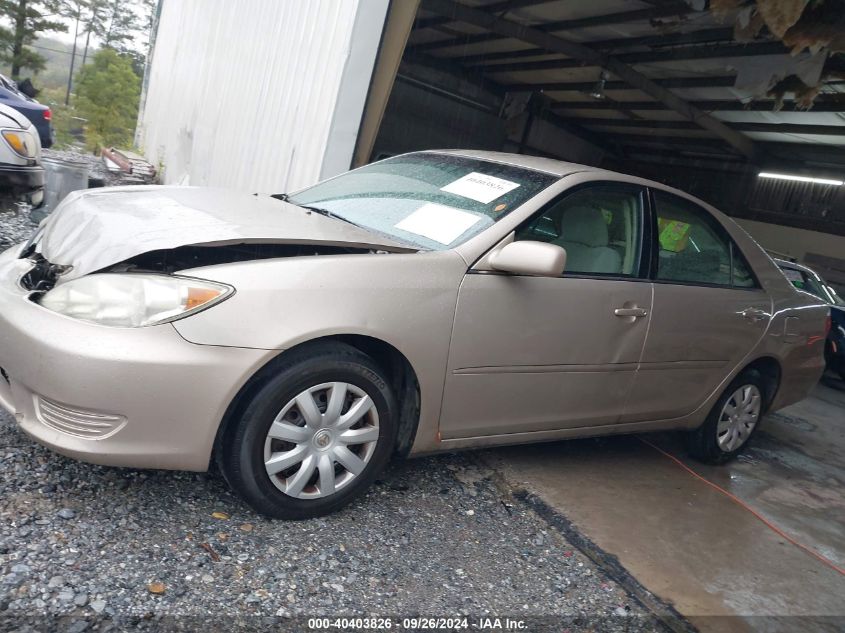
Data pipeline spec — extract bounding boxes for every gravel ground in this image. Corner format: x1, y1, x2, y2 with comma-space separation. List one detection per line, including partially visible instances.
0, 205, 36, 251
0, 410, 672, 631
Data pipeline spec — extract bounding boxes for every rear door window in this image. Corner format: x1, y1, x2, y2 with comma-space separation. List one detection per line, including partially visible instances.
652, 191, 757, 288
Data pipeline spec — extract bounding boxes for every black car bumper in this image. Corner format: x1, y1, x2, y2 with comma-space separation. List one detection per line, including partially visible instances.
0, 164, 45, 191
0, 164, 45, 207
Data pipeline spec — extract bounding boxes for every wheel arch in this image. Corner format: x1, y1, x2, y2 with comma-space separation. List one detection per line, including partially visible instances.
740, 355, 782, 411
212, 335, 422, 470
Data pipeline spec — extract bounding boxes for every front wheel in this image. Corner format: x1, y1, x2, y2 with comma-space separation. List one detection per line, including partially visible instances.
220, 343, 398, 519
686, 369, 766, 464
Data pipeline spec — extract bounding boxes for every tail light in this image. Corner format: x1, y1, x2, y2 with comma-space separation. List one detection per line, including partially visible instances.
43, 109, 52, 121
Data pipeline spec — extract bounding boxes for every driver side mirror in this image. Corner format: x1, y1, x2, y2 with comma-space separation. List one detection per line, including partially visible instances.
489, 241, 567, 277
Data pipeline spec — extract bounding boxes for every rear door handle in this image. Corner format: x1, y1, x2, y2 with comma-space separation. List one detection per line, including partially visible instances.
740, 308, 768, 322
614, 307, 648, 318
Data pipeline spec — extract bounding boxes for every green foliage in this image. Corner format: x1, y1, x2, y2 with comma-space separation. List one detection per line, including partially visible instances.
38, 86, 79, 147
74, 47, 139, 150
0, 0, 67, 78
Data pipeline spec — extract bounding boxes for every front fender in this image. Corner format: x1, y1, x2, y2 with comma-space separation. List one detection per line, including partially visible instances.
172, 251, 467, 455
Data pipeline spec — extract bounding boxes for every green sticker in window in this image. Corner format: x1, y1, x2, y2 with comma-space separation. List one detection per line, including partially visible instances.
658, 218, 690, 253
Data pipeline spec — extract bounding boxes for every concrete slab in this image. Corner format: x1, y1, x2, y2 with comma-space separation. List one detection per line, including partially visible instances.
483, 377, 845, 633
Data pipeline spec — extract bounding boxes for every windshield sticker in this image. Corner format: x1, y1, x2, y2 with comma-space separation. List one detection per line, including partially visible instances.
441, 172, 521, 204
395, 203, 481, 245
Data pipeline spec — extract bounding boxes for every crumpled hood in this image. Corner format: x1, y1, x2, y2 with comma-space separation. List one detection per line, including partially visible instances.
36, 186, 411, 281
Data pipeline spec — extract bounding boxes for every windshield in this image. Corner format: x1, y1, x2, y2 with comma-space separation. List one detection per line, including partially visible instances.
287, 153, 558, 250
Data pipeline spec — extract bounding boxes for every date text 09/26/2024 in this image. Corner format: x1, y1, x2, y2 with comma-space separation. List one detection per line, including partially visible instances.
307, 617, 527, 630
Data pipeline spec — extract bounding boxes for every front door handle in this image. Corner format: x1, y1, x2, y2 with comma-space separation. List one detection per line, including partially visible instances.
740, 308, 768, 322
614, 307, 648, 318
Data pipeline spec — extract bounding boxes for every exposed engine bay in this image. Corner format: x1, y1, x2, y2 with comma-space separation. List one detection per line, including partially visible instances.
20, 242, 386, 293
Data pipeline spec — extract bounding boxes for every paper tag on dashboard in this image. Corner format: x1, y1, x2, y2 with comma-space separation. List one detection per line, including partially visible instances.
395, 203, 481, 245
441, 172, 521, 204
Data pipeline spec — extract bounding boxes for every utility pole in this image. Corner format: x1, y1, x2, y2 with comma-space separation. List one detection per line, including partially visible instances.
64, 3, 81, 106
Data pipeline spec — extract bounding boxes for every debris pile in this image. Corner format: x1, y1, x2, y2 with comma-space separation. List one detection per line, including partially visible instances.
100, 147, 157, 185
42, 147, 157, 188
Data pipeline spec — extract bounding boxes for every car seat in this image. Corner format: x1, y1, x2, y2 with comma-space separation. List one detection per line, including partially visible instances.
553, 205, 622, 274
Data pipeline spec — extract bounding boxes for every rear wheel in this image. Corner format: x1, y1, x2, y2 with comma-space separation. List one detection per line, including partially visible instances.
220, 343, 397, 519
687, 369, 766, 464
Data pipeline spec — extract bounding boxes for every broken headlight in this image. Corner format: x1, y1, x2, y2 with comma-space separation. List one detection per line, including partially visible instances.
37, 273, 234, 327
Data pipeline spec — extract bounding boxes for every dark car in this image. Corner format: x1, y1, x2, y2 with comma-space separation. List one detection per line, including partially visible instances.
0, 74, 53, 149
776, 259, 845, 381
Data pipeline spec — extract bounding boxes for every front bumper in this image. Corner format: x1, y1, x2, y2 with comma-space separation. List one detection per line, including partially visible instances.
0, 251, 271, 471
0, 163, 45, 192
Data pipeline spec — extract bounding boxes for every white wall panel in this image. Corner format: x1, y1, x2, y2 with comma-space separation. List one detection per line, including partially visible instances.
137, 0, 388, 194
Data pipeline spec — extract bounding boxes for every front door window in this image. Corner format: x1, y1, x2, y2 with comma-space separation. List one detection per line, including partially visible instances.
514, 185, 643, 277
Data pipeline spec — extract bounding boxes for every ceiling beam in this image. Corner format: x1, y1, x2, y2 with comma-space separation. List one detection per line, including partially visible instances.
567, 118, 845, 136
409, 3, 692, 54
501, 75, 738, 92
550, 97, 845, 112
607, 134, 739, 148
607, 136, 845, 164
459, 28, 736, 66
413, 0, 559, 32
398, 53, 620, 156
420, 0, 757, 158
478, 41, 789, 73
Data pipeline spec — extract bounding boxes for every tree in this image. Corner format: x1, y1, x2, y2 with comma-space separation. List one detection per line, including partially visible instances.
74, 47, 140, 149
81, 0, 139, 55
140, 0, 155, 55
0, 0, 67, 78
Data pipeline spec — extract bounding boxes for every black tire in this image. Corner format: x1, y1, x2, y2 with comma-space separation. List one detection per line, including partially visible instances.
220, 342, 398, 519
686, 368, 767, 464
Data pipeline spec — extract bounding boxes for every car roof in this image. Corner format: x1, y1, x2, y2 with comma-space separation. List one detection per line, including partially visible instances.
423, 149, 740, 219
426, 149, 591, 177
422, 149, 709, 200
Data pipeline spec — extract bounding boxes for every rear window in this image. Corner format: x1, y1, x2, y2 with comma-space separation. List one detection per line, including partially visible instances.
288, 153, 558, 250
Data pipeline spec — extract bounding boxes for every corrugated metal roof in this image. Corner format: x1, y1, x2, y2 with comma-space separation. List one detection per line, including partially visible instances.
410, 0, 845, 164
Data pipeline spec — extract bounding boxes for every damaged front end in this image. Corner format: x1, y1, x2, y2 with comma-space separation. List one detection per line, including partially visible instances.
15, 185, 414, 295
19, 241, 389, 293
20, 244, 387, 293
12, 185, 413, 327
19, 252, 69, 292
18, 241, 389, 328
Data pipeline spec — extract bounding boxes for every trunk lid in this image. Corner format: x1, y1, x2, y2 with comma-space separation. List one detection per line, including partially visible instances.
35, 186, 413, 281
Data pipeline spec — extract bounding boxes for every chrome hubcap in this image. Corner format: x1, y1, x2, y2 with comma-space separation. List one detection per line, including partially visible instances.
263, 382, 379, 499
717, 384, 761, 452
